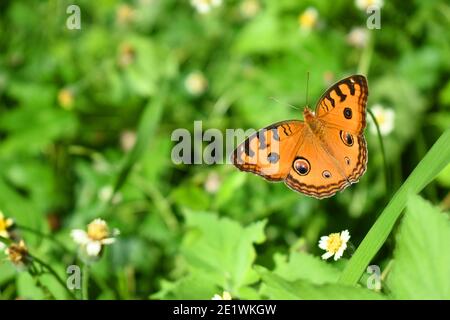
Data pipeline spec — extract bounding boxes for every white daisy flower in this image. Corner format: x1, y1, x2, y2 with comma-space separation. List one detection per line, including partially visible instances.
191, 0, 222, 15
355, 0, 384, 11
71, 219, 119, 257
204, 172, 221, 194
369, 104, 395, 136
298, 7, 319, 32
184, 71, 208, 96
212, 291, 232, 300
347, 27, 369, 48
318, 230, 351, 261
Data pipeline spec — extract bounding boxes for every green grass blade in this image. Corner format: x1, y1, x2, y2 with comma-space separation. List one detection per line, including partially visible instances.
339, 128, 450, 285
112, 85, 168, 198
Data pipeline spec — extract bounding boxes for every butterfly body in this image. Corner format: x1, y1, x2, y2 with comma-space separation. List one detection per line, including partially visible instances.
232, 75, 369, 199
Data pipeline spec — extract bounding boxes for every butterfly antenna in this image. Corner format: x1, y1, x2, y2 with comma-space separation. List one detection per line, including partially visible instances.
269, 97, 299, 110
305, 71, 310, 108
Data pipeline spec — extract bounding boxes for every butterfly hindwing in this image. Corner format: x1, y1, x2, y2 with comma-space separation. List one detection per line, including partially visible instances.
315, 75, 368, 135
232, 120, 304, 181
285, 127, 367, 199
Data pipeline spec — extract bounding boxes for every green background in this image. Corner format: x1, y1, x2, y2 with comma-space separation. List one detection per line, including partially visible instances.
0, 0, 449, 300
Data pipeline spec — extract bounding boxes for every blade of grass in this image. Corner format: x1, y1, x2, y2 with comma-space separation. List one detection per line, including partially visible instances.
339, 128, 450, 285
111, 83, 168, 199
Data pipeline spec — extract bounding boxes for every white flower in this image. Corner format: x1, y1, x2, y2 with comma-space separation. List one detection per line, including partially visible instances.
71, 219, 119, 257
369, 104, 395, 136
191, 0, 222, 15
204, 172, 221, 194
347, 27, 369, 48
240, 0, 261, 19
318, 230, 351, 261
355, 0, 384, 11
298, 7, 319, 32
184, 71, 208, 96
212, 291, 232, 300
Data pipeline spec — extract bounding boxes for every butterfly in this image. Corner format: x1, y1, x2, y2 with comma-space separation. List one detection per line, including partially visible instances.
231, 75, 368, 199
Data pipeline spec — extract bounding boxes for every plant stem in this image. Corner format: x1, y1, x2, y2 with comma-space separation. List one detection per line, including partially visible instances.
357, 31, 374, 76
82, 263, 89, 300
367, 108, 391, 194
32, 254, 77, 300
16, 224, 72, 255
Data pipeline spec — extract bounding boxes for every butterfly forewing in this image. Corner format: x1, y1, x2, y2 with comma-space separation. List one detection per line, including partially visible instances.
232, 120, 304, 181
315, 75, 368, 135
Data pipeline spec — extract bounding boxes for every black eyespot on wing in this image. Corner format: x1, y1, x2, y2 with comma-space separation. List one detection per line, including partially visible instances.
322, 170, 332, 179
340, 130, 354, 146
293, 157, 311, 176
344, 107, 352, 119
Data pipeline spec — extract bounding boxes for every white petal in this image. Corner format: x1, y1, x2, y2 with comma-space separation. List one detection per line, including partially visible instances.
86, 241, 102, 256
71, 230, 89, 244
318, 240, 328, 250
334, 244, 347, 260
321, 252, 333, 260
101, 237, 116, 245
212, 294, 222, 300
340, 230, 351, 242
0, 242, 5, 251
334, 250, 344, 260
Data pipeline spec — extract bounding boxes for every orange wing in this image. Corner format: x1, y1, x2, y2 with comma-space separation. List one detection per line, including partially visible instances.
285, 127, 367, 199
231, 75, 369, 199
231, 120, 305, 181
315, 75, 368, 135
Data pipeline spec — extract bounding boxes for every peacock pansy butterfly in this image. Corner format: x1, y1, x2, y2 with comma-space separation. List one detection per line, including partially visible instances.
231, 75, 369, 199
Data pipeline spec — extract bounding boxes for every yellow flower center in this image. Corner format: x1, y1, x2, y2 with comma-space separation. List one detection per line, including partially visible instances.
58, 89, 74, 110
326, 233, 342, 254
0, 215, 13, 238
87, 221, 109, 241
0, 218, 7, 232
298, 9, 317, 28
375, 113, 386, 125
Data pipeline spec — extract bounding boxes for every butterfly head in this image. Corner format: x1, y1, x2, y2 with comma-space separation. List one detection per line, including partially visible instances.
303, 106, 315, 123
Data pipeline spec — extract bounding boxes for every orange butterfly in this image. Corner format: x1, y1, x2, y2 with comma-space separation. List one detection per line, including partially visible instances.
231, 75, 368, 199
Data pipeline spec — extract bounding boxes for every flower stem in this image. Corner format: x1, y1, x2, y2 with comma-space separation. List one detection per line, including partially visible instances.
367, 108, 391, 194
31, 254, 77, 300
82, 263, 89, 300
16, 224, 72, 255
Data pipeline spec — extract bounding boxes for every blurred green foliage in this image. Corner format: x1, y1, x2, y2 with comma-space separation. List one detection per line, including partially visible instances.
0, 0, 449, 299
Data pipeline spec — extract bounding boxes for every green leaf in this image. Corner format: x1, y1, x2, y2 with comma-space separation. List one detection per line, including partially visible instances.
271, 252, 341, 284
151, 273, 219, 300
112, 88, 167, 197
387, 195, 450, 299
17, 272, 45, 300
339, 129, 450, 285
181, 211, 266, 295
257, 267, 385, 300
